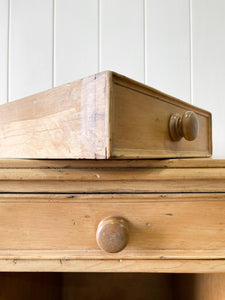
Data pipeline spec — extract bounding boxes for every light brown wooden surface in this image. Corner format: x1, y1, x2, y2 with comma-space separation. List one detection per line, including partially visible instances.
96, 216, 129, 253
0, 71, 211, 159
2, 179, 225, 193
0, 160, 224, 193
191, 274, 225, 300
111, 73, 211, 158
174, 273, 225, 300
0, 71, 110, 159
0, 158, 224, 168
169, 111, 199, 141
0, 167, 224, 181
0, 158, 224, 276
0, 259, 224, 273
0, 158, 224, 193
0, 194, 224, 260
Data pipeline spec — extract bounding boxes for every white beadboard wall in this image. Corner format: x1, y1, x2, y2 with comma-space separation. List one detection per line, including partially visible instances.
0, 0, 225, 156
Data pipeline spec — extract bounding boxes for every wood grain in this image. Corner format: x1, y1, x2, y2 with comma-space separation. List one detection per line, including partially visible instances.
191, 274, 225, 300
174, 273, 225, 300
0, 194, 224, 259
0, 71, 110, 158
0, 161, 224, 193
0, 158, 223, 277
0, 259, 224, 273
0, 71, 211, 159
1, 249, 225, 260
111, 74, 211, 158
1, 179, 225, 193
0, 158, 224, 169
0, 167, 224, 181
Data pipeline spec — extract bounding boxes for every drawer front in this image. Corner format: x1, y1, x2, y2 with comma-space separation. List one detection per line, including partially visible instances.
0, 194, 224, 259
111, 73, 212, 158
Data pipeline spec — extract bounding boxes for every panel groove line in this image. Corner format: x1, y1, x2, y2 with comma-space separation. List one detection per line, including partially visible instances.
0, 0, 9, 104
98, 0, 101, 72
7, 0, 11, 102
52, 0, 56, 87
55, 0, 98, 86
9, 0, 53, 101
144, 0, 147, 84
191, 0, 225, 156
189, 0, 193, 104
146, 0, 191, 102
100, 0, 145, 82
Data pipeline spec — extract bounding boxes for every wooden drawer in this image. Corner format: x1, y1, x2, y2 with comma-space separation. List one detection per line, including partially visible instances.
0, 71, 211, 159
0, 193, 224, 260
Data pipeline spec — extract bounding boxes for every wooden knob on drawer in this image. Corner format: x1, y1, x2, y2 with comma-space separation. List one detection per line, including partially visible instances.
169, 111, 199, 141
96, 216, 129, 253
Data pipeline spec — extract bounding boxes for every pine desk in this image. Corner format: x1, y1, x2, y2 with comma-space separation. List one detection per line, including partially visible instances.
0, 158, 224, 299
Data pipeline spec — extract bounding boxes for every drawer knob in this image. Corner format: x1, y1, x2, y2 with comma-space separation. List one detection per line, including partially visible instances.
96, 216, 129, 253
169, 111, 199, 141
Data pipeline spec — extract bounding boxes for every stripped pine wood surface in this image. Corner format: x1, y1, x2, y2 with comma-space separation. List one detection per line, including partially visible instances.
0, 72, 110, 159
0, 158, 224, 168
0, 71, 212, 159
0, 158, 224, 193
0, 167, 224, 181
174, 273, 225, 300
0, 193, 224, 260
0, 158, 224, 275
0, 259, 224, 273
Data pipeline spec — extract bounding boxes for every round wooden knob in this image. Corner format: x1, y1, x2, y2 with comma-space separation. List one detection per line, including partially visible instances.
169, 111, 199, 141
96, 216, 129, 253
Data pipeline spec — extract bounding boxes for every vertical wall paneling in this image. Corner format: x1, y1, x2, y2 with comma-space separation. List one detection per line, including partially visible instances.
9, 0, 53, 101
146, 0, 191, 102
100, 0, 144, 83
0, 0, 8, 104
192, 0, 225, 156
54, 0, 98, 86
1, 1, 224, 156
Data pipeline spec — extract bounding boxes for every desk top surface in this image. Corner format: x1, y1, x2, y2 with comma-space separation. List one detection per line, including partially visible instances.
0, 158, 224, 169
